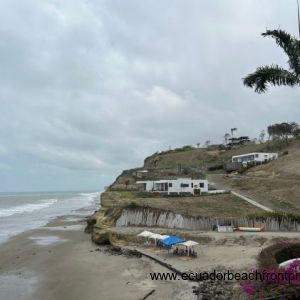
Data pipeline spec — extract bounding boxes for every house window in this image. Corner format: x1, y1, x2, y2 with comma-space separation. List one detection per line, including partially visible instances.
255, 154, 259, 158
191, 183, 193, 188
199, 182, 204, 188
180, 183, 189, 187
168, 183, 172, 187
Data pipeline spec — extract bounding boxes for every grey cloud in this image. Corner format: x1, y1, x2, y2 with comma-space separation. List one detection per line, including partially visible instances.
0, 0, 299, 191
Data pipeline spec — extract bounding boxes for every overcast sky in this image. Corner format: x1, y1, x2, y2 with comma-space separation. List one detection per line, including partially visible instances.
0, 0, 299, 192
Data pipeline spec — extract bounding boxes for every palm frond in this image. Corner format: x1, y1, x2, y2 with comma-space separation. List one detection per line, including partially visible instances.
243, 65, 299, 93
262, 29, 300, 75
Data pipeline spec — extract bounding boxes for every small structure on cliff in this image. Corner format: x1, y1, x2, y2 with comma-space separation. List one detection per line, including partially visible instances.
136, 178, 208, 195
231, 152, 278, 164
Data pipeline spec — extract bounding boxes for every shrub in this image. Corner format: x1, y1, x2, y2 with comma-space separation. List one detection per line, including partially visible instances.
258, 242, 285, 269
243, 241, 300, 299
118, 191, 137, 199
182, 167, 192, 175
136, 191, 154, 198
208, 164, 224, 171
166, 192, 181, 197
241, 260, 300, 299
179, 192, 193, 197
258, 241, 300, 269
275, 244, 300, 265
127, 202, 138, 209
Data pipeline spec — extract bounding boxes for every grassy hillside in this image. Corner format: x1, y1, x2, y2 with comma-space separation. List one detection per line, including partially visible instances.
210, 139, 300, 213
89, 139, 300, 245
108, 138, 300, 215
143, 142, 282, 171
102, 191, 262, 218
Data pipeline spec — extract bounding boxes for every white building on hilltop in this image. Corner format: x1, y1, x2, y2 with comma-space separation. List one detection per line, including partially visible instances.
232, 152, 278, 164
136, 178, 208, 195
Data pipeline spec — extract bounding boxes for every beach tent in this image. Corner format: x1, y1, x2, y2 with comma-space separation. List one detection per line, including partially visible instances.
177, 240, 199, 256
160, 236, 185, 248
137, 231, 154, 238
158, 235, 169, 240
137, 231, 155, 245
178, 240, 199, 247
148, 233, 163, 244
150, 234, 170, 246
148, 234, 170, 245
148, 233, 163, 240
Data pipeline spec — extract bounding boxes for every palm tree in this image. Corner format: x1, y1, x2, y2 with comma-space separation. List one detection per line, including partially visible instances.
243, 29, 300, 93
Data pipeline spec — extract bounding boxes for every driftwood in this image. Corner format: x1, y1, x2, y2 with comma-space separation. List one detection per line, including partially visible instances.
139, 289, 155, 300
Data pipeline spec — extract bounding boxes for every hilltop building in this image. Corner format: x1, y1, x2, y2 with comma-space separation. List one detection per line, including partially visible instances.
232, 152, 278, 164
136, 178, 208, 195
227, 136, 251, 146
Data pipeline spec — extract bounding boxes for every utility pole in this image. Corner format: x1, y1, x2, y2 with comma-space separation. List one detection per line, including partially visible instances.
231, 128, 237, 139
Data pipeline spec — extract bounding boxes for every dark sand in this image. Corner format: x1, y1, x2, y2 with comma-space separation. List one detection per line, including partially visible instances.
0, 212, 195, 300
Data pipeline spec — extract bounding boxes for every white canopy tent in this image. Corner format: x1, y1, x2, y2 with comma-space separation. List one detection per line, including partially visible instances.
137, 231, 154, 238
148, 233, 163, 244
149, 234, 170, 244
176, 240, 199, 256
178, 240, 199, 247
148, 233, 163, 240
137, 231, 171, 246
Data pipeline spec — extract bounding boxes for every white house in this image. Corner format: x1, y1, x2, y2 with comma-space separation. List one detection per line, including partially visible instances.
232, 152, 278, 164
136, 178, 208, 195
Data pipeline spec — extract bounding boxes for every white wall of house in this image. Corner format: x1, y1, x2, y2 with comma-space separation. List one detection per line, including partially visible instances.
232, 152, 278, 163
137, 178, 208, 195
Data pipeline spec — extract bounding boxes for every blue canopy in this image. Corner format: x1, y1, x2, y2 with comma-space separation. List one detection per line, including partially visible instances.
160, 235, 185, 247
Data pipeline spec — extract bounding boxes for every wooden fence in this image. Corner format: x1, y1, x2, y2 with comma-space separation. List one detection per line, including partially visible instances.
116, 208, 300, 232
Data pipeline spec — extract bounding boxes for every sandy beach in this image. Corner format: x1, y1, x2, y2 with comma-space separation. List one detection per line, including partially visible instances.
0, 209, 195, 300
3, 200, 300, 300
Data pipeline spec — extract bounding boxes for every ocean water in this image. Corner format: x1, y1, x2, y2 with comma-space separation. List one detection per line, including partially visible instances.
0, 191, 100, 244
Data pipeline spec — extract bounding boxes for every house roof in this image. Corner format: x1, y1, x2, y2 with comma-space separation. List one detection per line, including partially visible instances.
232, 152, 277, 158
137, 178, 208, 184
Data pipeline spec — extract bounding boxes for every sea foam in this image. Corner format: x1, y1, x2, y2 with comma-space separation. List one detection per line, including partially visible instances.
0, 198, 58, 218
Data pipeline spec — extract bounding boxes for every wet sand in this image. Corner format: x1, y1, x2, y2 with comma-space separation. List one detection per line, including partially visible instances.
3, 207, 299, 300
0, 213, 195, 300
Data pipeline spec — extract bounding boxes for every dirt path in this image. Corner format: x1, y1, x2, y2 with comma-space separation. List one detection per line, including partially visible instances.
230, 191, 273, 212
208, 174, 273, 212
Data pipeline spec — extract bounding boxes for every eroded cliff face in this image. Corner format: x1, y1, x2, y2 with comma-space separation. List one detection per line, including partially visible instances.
86, 192, 254, 245
86, 191, 299, 244
116, 208, 214, 230
85, 192, 133, 245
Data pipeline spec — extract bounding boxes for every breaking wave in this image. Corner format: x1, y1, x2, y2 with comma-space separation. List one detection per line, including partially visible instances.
0, 198, 58, 218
